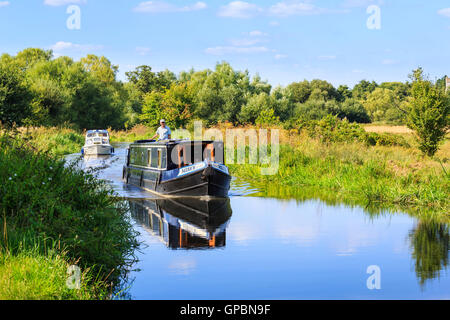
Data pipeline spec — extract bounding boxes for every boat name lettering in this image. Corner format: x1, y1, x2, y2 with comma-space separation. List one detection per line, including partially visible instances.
178, 163, 206, 177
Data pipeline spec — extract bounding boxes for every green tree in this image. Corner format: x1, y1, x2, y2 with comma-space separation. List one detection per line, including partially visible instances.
337, 85, 352, 102
139, 91, 164, 127
331, 99, 371, 123
309, 79, 338, 101
0, 63, 32, 127
407, 68, 449, 156
352, 80, 378, 100
363, 87, 400, 122
80, 54, 118, 84
160, 82, 194, 128
126, 65, 158, 94
239, 92, 274, 124
256, 108, 279, 127
287, 80, 311, 104
15, 48, 53, 71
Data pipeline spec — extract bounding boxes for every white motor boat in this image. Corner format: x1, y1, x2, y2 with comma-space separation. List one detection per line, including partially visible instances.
81, 130, 114, 156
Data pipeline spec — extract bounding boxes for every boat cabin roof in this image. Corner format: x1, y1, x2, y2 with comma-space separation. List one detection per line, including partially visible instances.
131, 139, 218, 147
86, 130, 109, 138
87, 130, 109, 134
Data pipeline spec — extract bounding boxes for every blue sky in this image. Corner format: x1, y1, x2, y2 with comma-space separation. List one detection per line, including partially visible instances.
1, 0, 450, 87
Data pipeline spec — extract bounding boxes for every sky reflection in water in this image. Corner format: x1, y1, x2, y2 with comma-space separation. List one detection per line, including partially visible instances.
71, 148, 450, 300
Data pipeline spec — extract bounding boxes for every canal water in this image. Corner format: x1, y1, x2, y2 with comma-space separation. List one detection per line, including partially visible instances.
67, 147, 450, 300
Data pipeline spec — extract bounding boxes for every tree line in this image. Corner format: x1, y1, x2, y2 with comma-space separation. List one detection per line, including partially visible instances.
0, 48, 448, 155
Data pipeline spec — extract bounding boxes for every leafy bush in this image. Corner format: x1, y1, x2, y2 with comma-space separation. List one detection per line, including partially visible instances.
0, 63, 32, 127
407, 68, 450, 156
0, 132, 138, 285
299, 115, 409, 147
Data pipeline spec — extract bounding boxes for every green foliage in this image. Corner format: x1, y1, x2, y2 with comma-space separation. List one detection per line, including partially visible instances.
0, 247, 109, 300
140, 82, 194, 128
26, 128, 84, 156
0, 132, 139, 285
288, 80, 311, 104
363, 87, 405, 123
407, 68, 450, 157
295, 99, 370, 123
229, 142, 449, 215
255, 108, 279, 126
352, 80, 378, 100
1, 50, 130, 130
0, 48, 448, 132
125, 65, 175, 95
300, 115, 409, 147
329, 98, 371, 123
0, 63, 32, 127
337, 85, 352, 101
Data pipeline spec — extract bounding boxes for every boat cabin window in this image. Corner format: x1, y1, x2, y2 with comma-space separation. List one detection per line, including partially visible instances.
129, 147, 147, 167
167, 142, 224, 170
204, 144, 215, 162
148, 147, 167, 169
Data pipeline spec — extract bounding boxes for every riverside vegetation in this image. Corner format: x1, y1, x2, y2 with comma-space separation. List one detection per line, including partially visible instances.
22, 116, 449, 219
0, 131, 138, 299
0, 48, 449, 298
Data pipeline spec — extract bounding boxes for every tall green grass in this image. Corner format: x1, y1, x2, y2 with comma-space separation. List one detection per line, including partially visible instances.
22, 127, 84, 156
0, 246, 109, 300
229, 142, 449, 219
0, 131, 139, 299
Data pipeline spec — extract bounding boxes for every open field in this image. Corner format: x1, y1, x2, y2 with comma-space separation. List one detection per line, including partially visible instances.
363, 125, 414, 134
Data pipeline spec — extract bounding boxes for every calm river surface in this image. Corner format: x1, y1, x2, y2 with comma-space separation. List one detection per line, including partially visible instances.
67, 146, 450, 300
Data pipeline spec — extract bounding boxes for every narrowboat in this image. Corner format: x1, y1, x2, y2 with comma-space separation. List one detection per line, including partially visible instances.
123, 140, 231, 198
81, 130, 114, 156
129, 197, 232, 249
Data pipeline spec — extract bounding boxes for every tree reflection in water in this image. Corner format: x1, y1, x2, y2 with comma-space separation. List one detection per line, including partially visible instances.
409, 221, 450, 286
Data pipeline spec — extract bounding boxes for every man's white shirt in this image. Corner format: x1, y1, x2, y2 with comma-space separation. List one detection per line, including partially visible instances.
156, 126, 171, 140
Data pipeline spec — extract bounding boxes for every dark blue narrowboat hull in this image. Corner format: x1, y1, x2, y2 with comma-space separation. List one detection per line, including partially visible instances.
123, 161, 231, 198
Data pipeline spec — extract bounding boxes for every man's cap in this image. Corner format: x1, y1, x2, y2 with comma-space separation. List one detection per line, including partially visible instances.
160, 119, 166, 123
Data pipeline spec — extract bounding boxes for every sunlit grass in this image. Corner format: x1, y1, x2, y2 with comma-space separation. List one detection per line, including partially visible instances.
0, 132, 139, 299
0, 247, 108, 300
229, 137, 450, 219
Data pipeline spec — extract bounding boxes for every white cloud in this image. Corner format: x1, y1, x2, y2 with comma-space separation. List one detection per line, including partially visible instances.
269, 20, 280, 26
438, 8, 450, 18
0, 1, 10, 7
275, 54, 288, 59
246, 30, 268, 37
341, 0, 383, 8
205, 46, 269, 55
219, 1, 345, 19
44, 0, 86, 6
50, 41, 103, 54
218, 1, 262, 18
318, 55, 336, 61
269, 1, 345, 17
134, 1, 207, 13
352, 69, 364, 73
269, 1, 322, 17
136, 47, 151, 56
229, 38, 266, 46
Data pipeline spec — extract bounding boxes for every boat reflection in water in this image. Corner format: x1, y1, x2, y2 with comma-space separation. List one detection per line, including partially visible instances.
129, 198, 232, 250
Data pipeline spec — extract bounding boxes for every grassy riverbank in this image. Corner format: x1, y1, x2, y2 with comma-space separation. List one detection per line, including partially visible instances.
0, 132, 138, 300
17, 127, 84, 157
229, 132, 449, 220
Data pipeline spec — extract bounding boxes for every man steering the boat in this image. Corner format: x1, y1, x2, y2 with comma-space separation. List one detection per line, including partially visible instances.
151, 119, 172, 141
